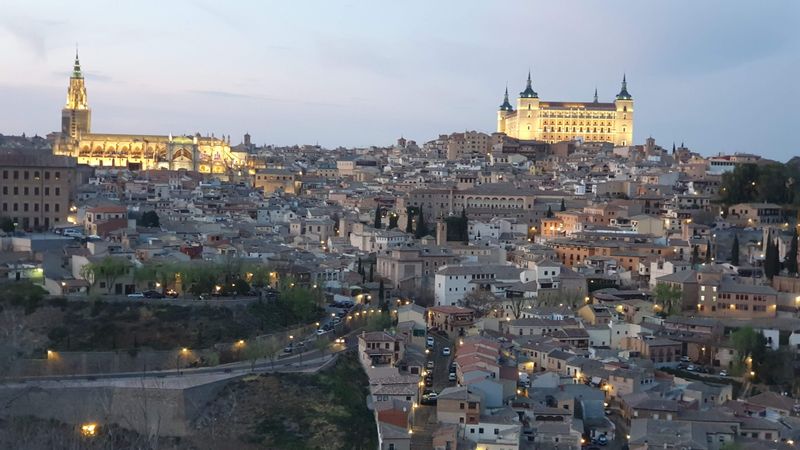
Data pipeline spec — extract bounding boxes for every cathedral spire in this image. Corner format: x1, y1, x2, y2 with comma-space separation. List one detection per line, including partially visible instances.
593, 87, 598, 103
499, 85, 513, 111
72, 45, 83, 78
519, 69, 538, 98
616, 73, 631, 100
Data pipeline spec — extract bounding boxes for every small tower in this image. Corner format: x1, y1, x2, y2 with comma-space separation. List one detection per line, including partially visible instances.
593, 87, 598, 103
244, 132, 251, 148
613, 74, 634, 146
62, 48, 91, 139
496, 86, 514, 134
516, 70, 540, 140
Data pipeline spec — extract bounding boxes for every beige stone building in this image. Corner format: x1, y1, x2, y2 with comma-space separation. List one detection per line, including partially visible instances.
497, 72, 633, 146
51, 51, 246, 173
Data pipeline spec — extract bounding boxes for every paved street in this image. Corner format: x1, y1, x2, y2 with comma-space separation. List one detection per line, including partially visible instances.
429, 332, 455, 393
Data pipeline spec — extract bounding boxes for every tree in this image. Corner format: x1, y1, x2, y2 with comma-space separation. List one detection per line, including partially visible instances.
373, 206, 382, 229
135, 261, 179, 293
461, 290, 498, 314
314, 336, 330, 357
730, 326, 767, 367
357, 258, 363, 276
263, 337, 281, 370
764, 234, 779, 279
508, 296, 533, 319
652, 283, 683, 316
546, 205, 554, 218
730, 234, 740, 266
405, 207, 415, 233
378, 279, 386, 311
137, 210, 160, 228
0, 217, 14, 233
368, 263, 374, 282
560, 198, 566, 212
787, 229, 798, 275
690, 245, 701, 266
704, 240, 712, 264
80, 256, 133, 294
243, 339, 268, 371
460, 208, 469, 243
387, 212, 398, 230
415, 209, 429, 238
0, 281, 47, 314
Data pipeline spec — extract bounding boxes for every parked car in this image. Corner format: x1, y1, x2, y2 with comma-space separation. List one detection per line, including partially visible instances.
143, 290, 164, 299
421, 391, 438, 405
719, 370, 728, 377
316, 328, 332, 336
686, 364, 696, 372
596, 434, 608, 446
426, 361, 435, 369
127, 292, 144, 298
426, 336, 435, 348
448, 372, 456, 382
283, 345, 293, 354
165, 289, 179, 298
679, 355, 691, 362
442, 347, 451, 356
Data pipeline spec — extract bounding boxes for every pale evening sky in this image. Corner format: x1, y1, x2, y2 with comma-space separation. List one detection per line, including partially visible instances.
0, 0, 798, 159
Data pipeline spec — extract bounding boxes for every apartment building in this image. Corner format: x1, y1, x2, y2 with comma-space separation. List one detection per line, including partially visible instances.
0, 152, 78, 230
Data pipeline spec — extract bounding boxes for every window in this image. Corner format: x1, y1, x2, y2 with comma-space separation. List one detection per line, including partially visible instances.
23, 187, 28, 195
44, 171, 50, 180
1, 187, 5, 195
24, 171, 29, 180
13, 187, 18, 195
2, 170, 6, 179
478, 428, 484, 434
13, 170, 19, 179
45, 188, 50, 196
55, 187, 60, 196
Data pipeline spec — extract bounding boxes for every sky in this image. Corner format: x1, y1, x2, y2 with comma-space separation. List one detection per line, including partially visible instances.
0, 0, 798, 159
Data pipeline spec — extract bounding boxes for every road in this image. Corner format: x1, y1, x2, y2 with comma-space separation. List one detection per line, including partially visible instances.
428, 332, 455, 393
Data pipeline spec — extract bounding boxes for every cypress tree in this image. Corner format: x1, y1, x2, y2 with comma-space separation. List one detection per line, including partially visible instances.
691, 245, 700, 266
787, 229, 798, 275
374, 206, 382, 229
415, 209, 429, 238
560, 198, 566, 212
764, 233, 777, 279
357, 258, 363, 275
405, 208, 414, 233
705, 240, 712, 264
546, 205, 554, 218
461, 208, 469, 243
378, 278, 386, 311
730, 234, 740, 266
388, 213, 398, 230
369, 263, 374, 282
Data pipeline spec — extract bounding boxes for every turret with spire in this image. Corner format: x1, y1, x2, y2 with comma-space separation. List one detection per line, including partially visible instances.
519, 70, 538, 98
63, 47, 91, 137
72, 46, 83, 79
498, 86, 514, 111
616, 74, 632, 100
593, 87, 598, 103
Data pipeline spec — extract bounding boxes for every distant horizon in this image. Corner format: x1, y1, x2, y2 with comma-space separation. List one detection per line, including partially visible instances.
0, 1, 797, 158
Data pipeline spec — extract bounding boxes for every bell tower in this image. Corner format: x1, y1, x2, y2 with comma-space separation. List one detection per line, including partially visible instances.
61, 48, 91, 139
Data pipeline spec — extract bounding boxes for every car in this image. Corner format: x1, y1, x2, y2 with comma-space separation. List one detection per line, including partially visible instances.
421, 392, 438, 405
332, 317, 341, 324
448, 372, 456, 382
316, 329, 332, 336
677, 363, 688, 370
596, 434, 608, 446
143, 290, 164, 299
127, 292, 145, 298
165, 289, 179, 298
426, 336, 435, 348
679, 355, 691, 362
686, 364, 696, 372
719, 370, 728, 377
427, 361, 435, 369
442, 347, 451, 356
283, 345, 293, 354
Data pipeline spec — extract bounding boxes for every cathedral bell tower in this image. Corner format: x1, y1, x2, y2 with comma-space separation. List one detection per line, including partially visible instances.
62, 49, 91, 139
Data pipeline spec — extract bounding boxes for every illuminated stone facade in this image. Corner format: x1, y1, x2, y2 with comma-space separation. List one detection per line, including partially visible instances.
51, 52, 246, 173
497, 72, 634, 146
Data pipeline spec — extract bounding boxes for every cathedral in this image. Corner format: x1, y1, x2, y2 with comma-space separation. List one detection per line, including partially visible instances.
51, 51, 247, 173
497, 72, 634, 146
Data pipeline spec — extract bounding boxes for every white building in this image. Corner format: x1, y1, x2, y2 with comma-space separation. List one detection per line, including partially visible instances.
434, 264, 523, 306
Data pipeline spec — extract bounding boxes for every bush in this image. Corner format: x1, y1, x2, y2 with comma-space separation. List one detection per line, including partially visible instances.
0, 281, 47, 314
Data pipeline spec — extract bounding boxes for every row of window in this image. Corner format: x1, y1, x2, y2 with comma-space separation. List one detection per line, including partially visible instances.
1, 170, 61, 180
2, 203, 60, 213
543, 127, 613, 133
2, 186, 61, 196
